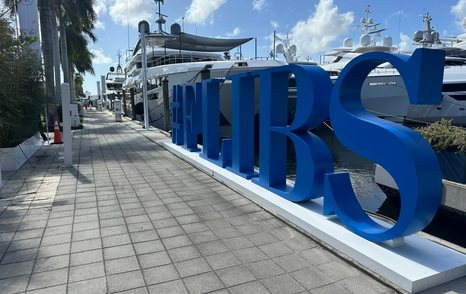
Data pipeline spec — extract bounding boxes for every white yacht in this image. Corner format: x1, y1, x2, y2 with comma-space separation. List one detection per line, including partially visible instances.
123, 0, 286, 132
103, 57, 126, 108
319, 7, 466, 125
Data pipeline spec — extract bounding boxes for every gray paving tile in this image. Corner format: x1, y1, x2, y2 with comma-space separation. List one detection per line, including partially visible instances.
216, 265, 255, 287
70, 248, 103, 266
69, 261, 105, 282
223, 236, 254, 250
274, 254, 312, 273
168, 245, 201, 262
27, 268, 68, 291
0, 260, 34, 279
0, 274, 29, 294
196, 240, 229, 257
1, 248, 37, 264
143, 264, 179, 285
127, 222, 154, 233
335, 275, 390, 294
247, 259, 285, 279
41, 233, 71, 246
71, 238, 101, 253
152, 217, 178, 229
105, 256, 140, 275
157, 226, 185, 238
228, 281, 270, 294
183, 272, 224, 294
101, 225, 127, 237
114, 287, 149, 294
234, 246, 268, 263
205, 251, 241, 270
13, 229, 44, 241
300, 247, 334, 266
27, 284, 67, 294
247, 232, 279, 246
72, 229, 100, 241
130, 230, 158, 243
316, 261, 360, 281
37, 243, 71, 258
309, 282, 352, 294
44, 224, 72, 237
8, 238, 41, 251
148, 280, 188, 294
138, 251, 171, 269
175, 257, 211, 278
189, 230, 218, 244
33, 254, 70, 273
162, 235, 193, 249
261, 274, 305, 294
68, 277, 107, 294
102, 233, 131, 248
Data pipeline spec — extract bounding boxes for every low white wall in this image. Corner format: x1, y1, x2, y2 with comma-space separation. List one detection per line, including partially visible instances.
0, 133, 43, 172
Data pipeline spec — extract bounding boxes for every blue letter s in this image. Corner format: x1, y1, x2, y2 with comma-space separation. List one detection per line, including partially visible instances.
324, 48, 445, 241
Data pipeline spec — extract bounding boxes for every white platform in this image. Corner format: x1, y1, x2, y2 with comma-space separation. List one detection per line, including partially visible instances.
164, 141, 466, 293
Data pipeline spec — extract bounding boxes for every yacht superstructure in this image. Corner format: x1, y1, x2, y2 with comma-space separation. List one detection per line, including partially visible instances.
320, 7, 466, 125
123, 0, 286, 131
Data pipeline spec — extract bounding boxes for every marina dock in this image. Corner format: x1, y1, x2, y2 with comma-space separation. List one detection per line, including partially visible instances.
0, 111, 464, 294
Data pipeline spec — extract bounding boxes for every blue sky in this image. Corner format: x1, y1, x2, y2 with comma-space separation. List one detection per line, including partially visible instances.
83, 0, 466, 94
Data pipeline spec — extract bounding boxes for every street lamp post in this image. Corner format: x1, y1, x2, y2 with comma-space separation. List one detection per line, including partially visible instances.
138, 21, 150, 129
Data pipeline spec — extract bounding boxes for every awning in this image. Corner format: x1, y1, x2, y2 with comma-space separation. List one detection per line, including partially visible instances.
133, 32, 252, 55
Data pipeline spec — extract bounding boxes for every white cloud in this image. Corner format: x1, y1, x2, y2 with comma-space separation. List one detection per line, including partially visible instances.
270, 20, 279, 29
398, 32, 412, 52
252, 0, 267, 11
227, 27, 241, 37
91, 48, 113, 65
290, 0, 353, 57
109, 0, 153, 28
95, 19, 105, 30
451, 0, 466, 30
93, 0, 108, 15
185, 0, 226, 24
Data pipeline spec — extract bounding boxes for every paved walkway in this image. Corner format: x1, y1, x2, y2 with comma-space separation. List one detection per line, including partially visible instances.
0, 111, 403, 293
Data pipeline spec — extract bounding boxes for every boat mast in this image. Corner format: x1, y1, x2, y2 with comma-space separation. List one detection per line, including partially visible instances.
154, 0, 167, 33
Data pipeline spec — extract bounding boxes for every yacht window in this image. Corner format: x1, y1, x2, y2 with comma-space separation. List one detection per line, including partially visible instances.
450, 94, 466, 101
442, 83, 466, 92
333, 56, 343, 63
445, 59, 466, 66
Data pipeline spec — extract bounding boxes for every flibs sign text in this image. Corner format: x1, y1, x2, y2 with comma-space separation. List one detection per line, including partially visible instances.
172, 48, 445, 242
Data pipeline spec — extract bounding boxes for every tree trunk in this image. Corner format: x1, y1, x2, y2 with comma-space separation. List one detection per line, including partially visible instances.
50, 8, 61, 103
37, 0, 57, 127
59, 21, 69, 84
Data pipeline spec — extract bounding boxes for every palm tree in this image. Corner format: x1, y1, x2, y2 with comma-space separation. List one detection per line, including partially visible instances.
58, 0, 96, 86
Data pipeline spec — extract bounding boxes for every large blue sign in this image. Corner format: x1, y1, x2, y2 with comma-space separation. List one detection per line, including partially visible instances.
172, 48, 445, 242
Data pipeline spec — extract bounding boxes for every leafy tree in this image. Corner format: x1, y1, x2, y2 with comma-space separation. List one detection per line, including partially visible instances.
0, 17, 46, 147
74, 73, 85, 98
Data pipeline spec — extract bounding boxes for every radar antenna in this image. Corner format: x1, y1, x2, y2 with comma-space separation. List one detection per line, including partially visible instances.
116, 50, 123, 73
154, 0, 168, 33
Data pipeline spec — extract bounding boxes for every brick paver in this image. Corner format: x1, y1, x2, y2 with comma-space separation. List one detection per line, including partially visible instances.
0, 111, 398, 293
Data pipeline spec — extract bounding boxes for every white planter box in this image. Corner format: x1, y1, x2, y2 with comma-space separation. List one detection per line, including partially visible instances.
0, 133, 44, 172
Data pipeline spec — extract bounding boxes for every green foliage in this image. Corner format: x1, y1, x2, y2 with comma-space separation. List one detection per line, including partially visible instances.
74, 73, 85, 97
0, 17, 46, 147
416, 119, 466, 154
